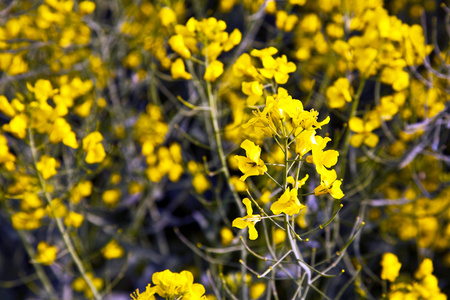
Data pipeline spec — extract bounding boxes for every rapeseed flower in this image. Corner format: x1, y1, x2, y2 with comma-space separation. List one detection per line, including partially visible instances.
270, 187, 306, 216
380, 252, 401, 282
232, 198, 261, 240
82, 131, 106, 164
234, 139, 267, 181
36, 155, 59, 180
101, 240, 124, 260
314, 169, 344, 199
35, 241, 58, 265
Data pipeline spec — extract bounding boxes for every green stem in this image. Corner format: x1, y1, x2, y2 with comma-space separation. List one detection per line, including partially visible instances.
206, 81, 244, 214
28, 129, 102, 300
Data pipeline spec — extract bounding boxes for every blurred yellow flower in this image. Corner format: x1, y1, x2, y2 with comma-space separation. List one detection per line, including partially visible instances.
380, 252, 401, 282
35, 241, 58, 265
101, 240, 124, 260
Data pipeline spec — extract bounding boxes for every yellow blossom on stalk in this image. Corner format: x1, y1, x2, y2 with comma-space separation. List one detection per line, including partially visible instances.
256, 54, 296, 84
35, 241, 58, 265
82, 131, 106, 164
241, 81, 264, 105
26, 79, 58, 103
234, 139, 267, 181
192, 173, 210, 194
171, 58, 191, 80
415, 258, 433, 280
49, 118, 79, 148
70, 180, 93, 204
223, 28, 242, 51
36, 155, 59, 180
314, 168, 344, 199
220, 227, 234, 246
11, 210, 44, 230
250, 282, 267, 299
102, 189, 121, 208
151, 269, 206, 299
45, 198, 67, 218
0, 134, 16, 171
232, 198, 261, 240
271, 187, 306, 216
204, 60, 224, 82
380, 252, 401, 282
265, 0, 277, 14
276, 11, 298, 32
326, 78, 353, 109
130, 284, 156, 300
64, 211, 84, 228
3, 114, 28, 139
306, 136, 339, 173
78, 1, 96, 15
295, 130, 316, 157
73, 272, 104, 298
158, 7, 177, 27
0, 95, 16, 117
349, 111, 381, 148
233, 53, 258, 77
101, 240, 124, 260
169, 34, 191, 59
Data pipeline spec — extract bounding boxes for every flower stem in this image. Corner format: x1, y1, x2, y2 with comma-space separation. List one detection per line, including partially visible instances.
28, 128, 102, 300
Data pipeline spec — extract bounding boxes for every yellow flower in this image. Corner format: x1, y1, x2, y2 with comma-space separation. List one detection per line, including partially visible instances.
232, 198, 261, 240
276, 11, 298, 32
82, 131, 106, 164
204, 60, 224, 82
3, 113, 28, 139
233, 53, 258, 77
0, 95, 16, 117
102, 188, 121, 208
130, 284, 156, 300
64, 211, 84, 228
70, 180, 93, 204
45, 198, 67, 218
192, 173, 211, 194
257, 54, 296, 84
241, 81, 264, 106
101, 240, 124, 260
250, 282, 266, 299
314, 169, 344, 199
326, 78, 352, 109
158, 7, 177, 27
151, 269, 206, 299
414, 258, 433, 280
78, 1, 95, 15
220, 227, 234, 246
35, 241, 58, 265
168, 34, 191, 59
0, 134, 16, 171
49, 118, 79, 148
234, 139, 267, 181
223, 28, 241, 51
36, 155, 59, 180
349, 112, 381, 148
26, 79, 58, 103
171, 58, 192, 80
73, 272, 103, 298
11, 210, 44, 230
380, 252, 401, 282
270, 187, 306, 216
306, 137, 339, 174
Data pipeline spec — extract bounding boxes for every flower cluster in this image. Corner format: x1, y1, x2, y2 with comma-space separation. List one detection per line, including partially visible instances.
130, 269, 206, 300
